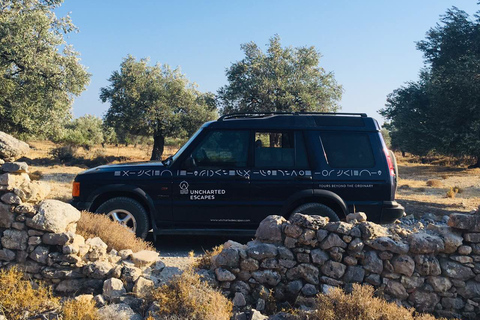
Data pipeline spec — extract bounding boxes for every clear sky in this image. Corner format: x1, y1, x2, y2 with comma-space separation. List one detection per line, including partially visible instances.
56, 1, 479, 124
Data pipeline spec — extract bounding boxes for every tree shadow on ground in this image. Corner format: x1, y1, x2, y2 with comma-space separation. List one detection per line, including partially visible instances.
397, 199, 470, 218
17, 155, 131, 168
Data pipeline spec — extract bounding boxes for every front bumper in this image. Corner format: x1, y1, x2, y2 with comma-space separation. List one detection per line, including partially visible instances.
70, 199, 92, 212
380, 201, 405, 223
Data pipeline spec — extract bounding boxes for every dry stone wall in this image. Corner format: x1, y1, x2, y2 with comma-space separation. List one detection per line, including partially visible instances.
0, 161, 164, 309
211, 212, 480, 319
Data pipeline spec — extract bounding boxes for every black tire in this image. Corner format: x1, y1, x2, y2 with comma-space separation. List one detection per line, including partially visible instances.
95, 197, 150, 239
389, 150, 399, 189
291, 203, 340, 222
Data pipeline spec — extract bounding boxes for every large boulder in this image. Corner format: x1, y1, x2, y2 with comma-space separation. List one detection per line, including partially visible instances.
0, 132, 29, 161
255, 215, 286, 243
29, 200, 81, 233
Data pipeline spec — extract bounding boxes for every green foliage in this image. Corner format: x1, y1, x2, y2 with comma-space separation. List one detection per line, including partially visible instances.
217, 35, 343, 115
59, 115, 105, 148
0, 0, 90, 138
101, 55, 217, 160
381, 7, 480, 164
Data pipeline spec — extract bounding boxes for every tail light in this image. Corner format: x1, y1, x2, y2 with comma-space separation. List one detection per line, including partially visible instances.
384, 149, 395, 177
72, 182, 80, 197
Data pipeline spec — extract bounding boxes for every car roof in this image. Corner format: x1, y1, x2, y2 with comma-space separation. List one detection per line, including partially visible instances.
206, 113, 380, 131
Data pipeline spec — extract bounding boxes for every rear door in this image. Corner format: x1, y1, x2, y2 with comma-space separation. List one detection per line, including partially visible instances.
248, 130, 313, 223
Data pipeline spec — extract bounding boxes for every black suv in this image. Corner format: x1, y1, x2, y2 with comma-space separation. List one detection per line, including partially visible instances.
71, 113, 404, 239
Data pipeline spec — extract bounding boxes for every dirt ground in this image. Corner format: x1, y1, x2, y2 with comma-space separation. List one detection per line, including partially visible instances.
22, 142, 480, 218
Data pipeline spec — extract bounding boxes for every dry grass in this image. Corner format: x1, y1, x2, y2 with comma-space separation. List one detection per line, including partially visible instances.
426, 179, 443, 188
193, 244, 224, 269
77, 211, 154, 252
62, 297, 99, 320
150, 268, 232, 320
0, 267, 59, 320
306, 284, 444, 320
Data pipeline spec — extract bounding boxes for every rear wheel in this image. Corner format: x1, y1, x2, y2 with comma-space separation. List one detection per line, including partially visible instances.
95, 197, 150, 239
291, 203, 340, 222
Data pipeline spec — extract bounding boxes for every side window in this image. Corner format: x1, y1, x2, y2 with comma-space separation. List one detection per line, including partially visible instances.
254, 131, 308, 168
320, 132, 375, 168
190, 130, 249, 168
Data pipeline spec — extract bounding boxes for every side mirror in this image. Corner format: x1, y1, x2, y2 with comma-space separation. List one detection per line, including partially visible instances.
182, 156, 197, 170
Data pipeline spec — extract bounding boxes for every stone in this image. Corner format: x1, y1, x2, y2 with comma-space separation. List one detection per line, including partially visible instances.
1, 192, 21, 205
0, 248, 15, 261
284, 223, 303, 238
98, 303, 142, 320
11, 222, 24, 230
325, 221, 353, 234
132, 276, 154, 298
0, 132, 30, 161
401, 276, 425, 290
298, 229, 317, 246
344, 256, 357, 266
121, 265, 142, 285
215, 268, 236, 281
321, 261, 346, 279
457, 281, 480, 299
316, 229, 329, 242
15, 181, 50, 203
241, 258, 259, 271
214, 247, 240, 268
415, 255, 441, 276
251, 309, 268, 320
289, 213, 329, 230
284, 237, 297, 248
367, 237, 409, 254
130, 250, 160, 268
450, 255, 473, 263
348, 238, 364, 251
261, 258, 279, 269
277, 246, 294, 260
231, 281, 250, 295
42, 232, 74, 246
247, 242, 278, 260
458, 245, 473, 255
55, 279, 103, 294
440, 260, 475, 280
427, 225, 463, 254
118, 249, 133, 260
0, 202, 14, 228
1, 229, 27, 250
0, 173, 30, 190
29, 245, 49, 264
2, 162, 28, 173
86, 237, 108, 260
103, 278, 127, 300
252, 270, 281, 286
392, 255, 415, 277
343, 265, 365, 283
286, 263, 319, 284
320, 276, 343, 287
319, 233, 347, 250
301, 283, 318, 296
233, 292, 247, 307
464, 233, 480, 243
408, 290, 440, 313
30, 200, 80, 233
286, 280, 303, 295
408, 233, 444, 254
386, 280, 409, 300
448, 213, 480, 232
358, 222, 389, 240
311, 249, 329, 265
441, 297, 465, 310
15, 203, 36, 215
362, 251, 383, 274
346, 212, 367, 223
365, 273, 381, 286
427, 276, 452, 292
255, 215, 286, 243
83, 261, 113, 279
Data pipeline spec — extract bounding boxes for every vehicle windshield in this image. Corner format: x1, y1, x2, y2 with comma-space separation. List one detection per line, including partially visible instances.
170, 127, 204, 164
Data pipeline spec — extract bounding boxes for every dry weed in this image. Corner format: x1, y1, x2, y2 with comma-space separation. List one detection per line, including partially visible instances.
193, 244, 224, 269
150, 268, 232, 320
446, 188, 457, 198
62, 297, 99, 320
453, 186, 464, 194
29, 170, 43, 180
426, 179, 443, 187
0, 267, 59, 320
309, 284, 444, 320
77, 211, 154, 252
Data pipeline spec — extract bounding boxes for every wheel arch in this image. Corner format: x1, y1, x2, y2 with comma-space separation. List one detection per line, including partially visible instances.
280, 189, 348, 219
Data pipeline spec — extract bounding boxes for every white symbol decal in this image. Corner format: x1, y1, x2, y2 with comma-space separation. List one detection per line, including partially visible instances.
122, 171, 130, 177
138, 170, 152, 177
215, 170, 222, 176
236, 170, 250, 177
378, 170, 382, 175
194, 171, 198, 176
180, 170, 187, 176
154, 170, 160, 176
272, 170, 277, 176
278, 170, 285, 176
114, 171, 121, 176
160, 170, 173, 176
291, 170, 297, 177
299, 170, 305, 176
305, 170, 311, 176
199, 170, 206, 176
179, 181, 189, 194
354, 170, 359, 176
229, 170, 235, 176
322, 170, 334, 177
360, 170, 372, 176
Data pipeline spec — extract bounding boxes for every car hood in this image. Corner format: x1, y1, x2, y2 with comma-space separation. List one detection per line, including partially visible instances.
77, 161, 170, 177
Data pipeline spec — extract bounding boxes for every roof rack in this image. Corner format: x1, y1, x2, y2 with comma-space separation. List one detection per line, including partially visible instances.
218, 112, 367, 121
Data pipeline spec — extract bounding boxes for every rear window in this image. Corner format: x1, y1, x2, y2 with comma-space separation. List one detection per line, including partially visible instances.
320, 133, 375, 168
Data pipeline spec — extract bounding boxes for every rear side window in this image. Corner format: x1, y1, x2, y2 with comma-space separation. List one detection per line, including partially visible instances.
320, 132, 375, 168
254, 131, 308, 168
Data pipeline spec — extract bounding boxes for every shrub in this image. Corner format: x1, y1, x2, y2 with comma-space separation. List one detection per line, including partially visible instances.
150, 268, 232, 320
0, 267, 59, 320
62, 297, 99, 320
426, 179, 443, 187
59, 115, 105, 149
49, 145, 79, 163
193, 244, 224, 269
76, 211, 154, 252
453, 186, 463, 194
29, 170, 43, 180
307, 284, 442, 320
446, 187, 457, 198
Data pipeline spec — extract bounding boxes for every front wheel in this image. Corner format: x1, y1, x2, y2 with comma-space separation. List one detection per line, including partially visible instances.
95, 197, 150, 239
291, 203, 340, 222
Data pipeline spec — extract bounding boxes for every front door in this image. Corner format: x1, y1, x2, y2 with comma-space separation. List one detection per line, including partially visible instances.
172, 129, 253, 228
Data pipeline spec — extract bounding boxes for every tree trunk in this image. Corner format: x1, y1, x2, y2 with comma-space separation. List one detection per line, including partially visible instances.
151, 134, 165, 161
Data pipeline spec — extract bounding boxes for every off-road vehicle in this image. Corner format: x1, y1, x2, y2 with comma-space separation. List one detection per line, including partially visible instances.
71, 112, 404, 239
